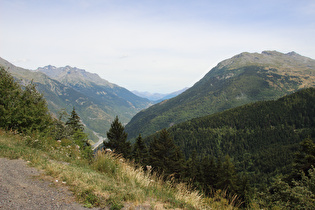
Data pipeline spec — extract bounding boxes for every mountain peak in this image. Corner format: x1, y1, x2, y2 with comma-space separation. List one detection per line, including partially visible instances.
125, 50, 315, 140
215, 50, 315, 71
261, 50, 283, 56
37, 65, 115, 88
63, 65, 83, 72
286, 51, 301, 57
39, 65, 57, 70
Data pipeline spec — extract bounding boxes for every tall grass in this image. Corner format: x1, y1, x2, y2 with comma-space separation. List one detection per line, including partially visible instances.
0, 130, 241, 209
91, 151, 204, 209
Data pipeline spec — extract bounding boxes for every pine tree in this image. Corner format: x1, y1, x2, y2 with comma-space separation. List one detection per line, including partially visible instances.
216, 155, 238, 193
132, 134, 149, 166
172, 146, 185, 179
149, 129, 184, 178
149, 134, 166, 174
289, 138, 315, 181
104, 116, 131, 158
64, 108, 92, 161
200, 155, 217, 194
0, 67, 52, 132
184, 150, 199, 183
18, 81, 52, 132
53, 109, 70, 140
0, 67, 22, 130
66, 107, 84, 135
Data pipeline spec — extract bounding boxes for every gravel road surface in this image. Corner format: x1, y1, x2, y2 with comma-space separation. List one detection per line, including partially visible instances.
0, 158, 98, 210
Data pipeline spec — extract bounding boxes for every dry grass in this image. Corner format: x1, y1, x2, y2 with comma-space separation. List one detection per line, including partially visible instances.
0, 130, 240, 209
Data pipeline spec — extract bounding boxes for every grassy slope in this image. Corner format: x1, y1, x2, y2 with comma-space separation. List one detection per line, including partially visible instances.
0, 130, 241, 209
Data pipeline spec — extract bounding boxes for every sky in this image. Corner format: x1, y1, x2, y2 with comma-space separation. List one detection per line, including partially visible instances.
1, 0, 315, 93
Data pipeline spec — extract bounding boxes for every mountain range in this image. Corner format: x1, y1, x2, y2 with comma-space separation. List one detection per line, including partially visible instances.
132, 87, 189, 103
125, 51, 315, 141
0, 58, 151, 141
2, 50, 315, 143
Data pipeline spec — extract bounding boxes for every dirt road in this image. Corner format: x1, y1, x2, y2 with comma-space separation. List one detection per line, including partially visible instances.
0, 158, 97, 210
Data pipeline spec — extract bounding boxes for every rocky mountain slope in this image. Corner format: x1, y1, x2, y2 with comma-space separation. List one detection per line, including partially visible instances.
36, 65, 151, 120
125, 51, 315, 141
0, 58, 151, 141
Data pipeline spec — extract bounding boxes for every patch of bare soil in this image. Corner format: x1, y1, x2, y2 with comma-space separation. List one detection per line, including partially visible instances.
0, 158, 98, 210
0, 158, 173, 210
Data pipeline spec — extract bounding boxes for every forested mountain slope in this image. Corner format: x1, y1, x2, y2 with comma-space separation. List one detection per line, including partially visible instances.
0, 58, 151, 141
126, 51, 315, 141
126, 51, 315, 139
145, 87, 315, 187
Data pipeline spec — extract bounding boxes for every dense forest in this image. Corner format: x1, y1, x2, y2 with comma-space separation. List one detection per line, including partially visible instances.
102, 87, 315, 208
143, 88, 315, 185
1, 66, 314, 208
138, 87, 315, 207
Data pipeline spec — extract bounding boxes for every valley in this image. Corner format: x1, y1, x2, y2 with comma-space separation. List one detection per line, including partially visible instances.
1, 50, 315, 209
0, 58, 151, 142
125, 51, 315, 141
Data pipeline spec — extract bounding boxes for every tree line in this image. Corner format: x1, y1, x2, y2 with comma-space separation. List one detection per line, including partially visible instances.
1, 66, 314, 208
142, 87, 315, 188
104, 114, 315, 208
103, 87, 315, 208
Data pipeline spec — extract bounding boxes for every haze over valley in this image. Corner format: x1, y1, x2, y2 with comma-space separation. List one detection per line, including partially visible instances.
1, 1, 315, 209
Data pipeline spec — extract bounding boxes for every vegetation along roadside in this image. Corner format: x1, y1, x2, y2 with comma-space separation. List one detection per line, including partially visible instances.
1, 64, 315, 209
0, 66, 238, 209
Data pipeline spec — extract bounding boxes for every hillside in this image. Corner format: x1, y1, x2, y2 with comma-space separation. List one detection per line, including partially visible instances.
144, 87, 315, 187
0, 58, 151, 141
1, 65, 222, 209
36, 65, 150, 113
1, 65, 314, 209
125, 51, 315, 141
0, 130, 216, 209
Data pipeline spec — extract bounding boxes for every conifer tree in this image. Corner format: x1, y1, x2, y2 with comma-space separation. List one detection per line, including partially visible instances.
184, 150, 200, 183
0, 67, 52, 132
66, 107, 84, 135
149, 129, 184, 178
0, 67, 22, 130
289, 138, 315, 181
53, 109, 70, 140
132, 134, 149, 165
104, 116, 131, 158
216, 155, 238, 193
200, 155, 217, 194
172, 146, 185, 179
62, 107, 92, 159
19, 81, 52, 132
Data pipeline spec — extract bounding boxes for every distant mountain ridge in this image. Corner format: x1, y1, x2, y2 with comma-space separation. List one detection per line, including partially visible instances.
36, 65, 151, 111
36, 65, 115, 88
0, 58, 151, 141
132, 87, 189, 103
125, 51, 315, 141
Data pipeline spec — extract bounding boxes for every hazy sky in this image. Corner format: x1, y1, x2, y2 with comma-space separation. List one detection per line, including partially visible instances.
1, 0, 315, 93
